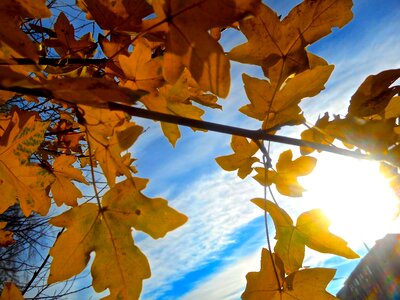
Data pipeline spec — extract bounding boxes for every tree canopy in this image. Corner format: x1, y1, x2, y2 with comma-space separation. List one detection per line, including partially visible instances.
0, 0, 399, 299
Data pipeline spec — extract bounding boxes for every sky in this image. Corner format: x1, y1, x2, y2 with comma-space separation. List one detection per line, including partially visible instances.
32, 0, 400, 299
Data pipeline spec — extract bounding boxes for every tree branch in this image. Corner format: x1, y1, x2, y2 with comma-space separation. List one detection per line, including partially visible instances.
108, 102, 370, 160
0, 82, 370, 160
0, 57, 108, 66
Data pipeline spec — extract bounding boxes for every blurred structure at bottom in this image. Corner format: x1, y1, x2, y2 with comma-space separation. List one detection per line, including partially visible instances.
337, 234, 400, 299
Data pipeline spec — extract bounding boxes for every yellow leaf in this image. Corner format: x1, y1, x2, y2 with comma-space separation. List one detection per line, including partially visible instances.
140, 70, 207, 146
102, 179, 188, 239
0, 222, 15, 247
119, 38, 164, 92
0, 282, 24, 300
242, 248, 337, 300
51, 155, 88, 207
348, 69, 400, 117
215, 135, 259, 179
0, 109, 54, 216
251, 199, 359, 273
48, 203, 150, 300
94, 122, 143, 186
385, 96, 400, 119
49, 179, 187, 298
229, 0, 352, 83
241, 63, 333, 132
253, 150, 316, 197
145, 0, 260, 97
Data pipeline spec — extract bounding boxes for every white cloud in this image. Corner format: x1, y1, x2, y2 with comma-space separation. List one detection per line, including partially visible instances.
137, 171, 263, 299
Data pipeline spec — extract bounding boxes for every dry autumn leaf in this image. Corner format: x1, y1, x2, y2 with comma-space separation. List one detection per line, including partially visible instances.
251, 199, 359, 273
242, 248, 337, 300
144, 0, 260, 97
229, 0, 352, 84
215, 135, 260, 179
253, 150, 316, 197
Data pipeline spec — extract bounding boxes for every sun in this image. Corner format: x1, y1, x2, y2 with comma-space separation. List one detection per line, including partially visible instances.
300, 152, 400, 248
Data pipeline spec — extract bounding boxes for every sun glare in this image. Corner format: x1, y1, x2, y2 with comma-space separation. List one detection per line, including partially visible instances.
300, 153, 400, 248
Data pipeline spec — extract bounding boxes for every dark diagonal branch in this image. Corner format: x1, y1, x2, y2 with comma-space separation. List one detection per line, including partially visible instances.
0, 82, 370, 160
108, 102, 369, 160
0, 57, 108, 66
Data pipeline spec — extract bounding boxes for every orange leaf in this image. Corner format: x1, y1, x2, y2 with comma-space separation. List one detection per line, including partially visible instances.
119, 38, 164, 92
145, 0, 260, 97
0, 0, 51, 62
79, 0, 153, 32
0, 282, 24, 300
44, 12, 97, 58
0, 109, 54, 216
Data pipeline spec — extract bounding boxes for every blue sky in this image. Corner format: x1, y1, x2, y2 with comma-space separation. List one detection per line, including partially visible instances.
31, 0, 400, 299
127, 1, 400, 299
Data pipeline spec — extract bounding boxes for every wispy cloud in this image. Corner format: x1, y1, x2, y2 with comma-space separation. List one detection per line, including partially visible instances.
137, 171, 262, 299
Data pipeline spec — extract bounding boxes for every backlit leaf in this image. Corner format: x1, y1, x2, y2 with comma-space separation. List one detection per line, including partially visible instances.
242, 248, 337, 300
241, 63, 333, 131
252, 199, 359, 273
300, 113, 334, 155
49, 179, 187, 298
215, 135, 259, 179
119, 38, 164, 92
229, 0, 352, 83
145, 0, 260, 97
325, 116, 396, 153
79, 0, 153, 32
0, 109, 54, 216
348, 69, 400, 117
51, 155, 88, 207
253, 150, 316, 197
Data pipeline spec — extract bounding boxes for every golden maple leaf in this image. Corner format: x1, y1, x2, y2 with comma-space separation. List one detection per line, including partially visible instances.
252, 199, 359, 273
242, 248, 338, 300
